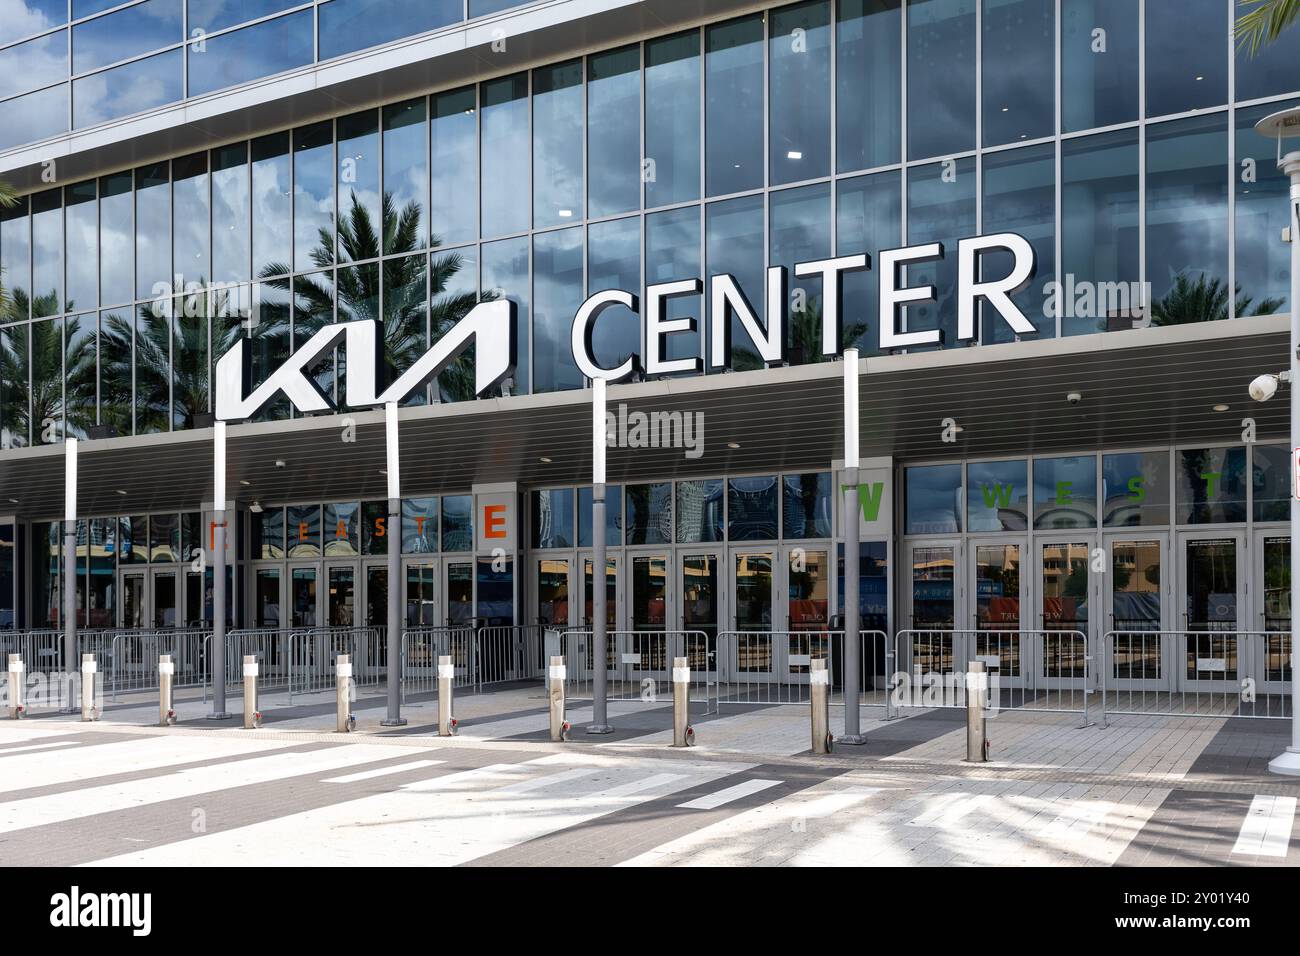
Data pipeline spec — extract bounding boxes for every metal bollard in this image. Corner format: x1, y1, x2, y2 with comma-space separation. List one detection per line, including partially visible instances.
7, 654, 24, 719
437, 654, 457, 737
243, 655, 261, 730
336, 654, 356, 733
965, 660, 989, 763
811, 658, 832, 754
80, 653, 98, 722
158, 654, 176, 726
672, 657, 694, 747
547, 655, 570, 742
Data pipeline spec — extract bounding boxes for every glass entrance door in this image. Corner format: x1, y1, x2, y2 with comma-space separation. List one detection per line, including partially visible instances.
581, 555, 618, 629
289, 566, 319, 627
1036, 538, 1092, 684
1104, 535, 1168, 691
535, 557, 571, 628
445, 561, 473, 626
405, 560, 438, 626
679, 551, 719, 673
325, 565, 356, 628
732, 550, 774, 677
970, 539, 1024, 682
1179, 532, 1243, 692
628, 553, 669, 674
906, 540, 960, 676
1255, 531, 1291, 695
151, 570, 179, 628
119, 570, 146, 629
363, 564, 387, 628
785, 547, 829, 681
254, 567, 283, 628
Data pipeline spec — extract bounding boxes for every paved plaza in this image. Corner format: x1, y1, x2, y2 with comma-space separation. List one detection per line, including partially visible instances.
0, 684, 1296, 867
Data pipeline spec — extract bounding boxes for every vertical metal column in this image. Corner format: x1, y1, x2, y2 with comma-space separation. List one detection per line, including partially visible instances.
548, 655, 568, 741
209, 422, 231, 720
383, 404, 406, 727
841, 349, 865, 744
589, 378, 613, 734
62, 437, 77, 713
811, 658, 831, 754
158, 653, 175, 726
966, 659, 989, 763
672, 657, 692, 747
80, 653, 96, 721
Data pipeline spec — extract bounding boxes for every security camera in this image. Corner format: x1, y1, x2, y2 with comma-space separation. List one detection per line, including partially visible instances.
1066, 391, 1082, 406
1250, 373, 1279, 403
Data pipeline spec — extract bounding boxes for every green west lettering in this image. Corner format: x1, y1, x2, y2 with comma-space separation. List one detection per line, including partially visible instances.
1055, 480, 1072, 505
981, 483, 1014, 509
1127, 476, 1145, 501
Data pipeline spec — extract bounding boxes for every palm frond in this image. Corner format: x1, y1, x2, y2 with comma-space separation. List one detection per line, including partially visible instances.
1236, 0, 1300, 56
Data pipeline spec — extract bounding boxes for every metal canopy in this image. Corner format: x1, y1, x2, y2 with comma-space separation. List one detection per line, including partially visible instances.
0, 317, 1289, 520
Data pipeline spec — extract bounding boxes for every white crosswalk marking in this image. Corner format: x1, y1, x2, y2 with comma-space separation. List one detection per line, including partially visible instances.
0, 744, 420, 835
490, 767, 601, 795
1232, 795, 1297, 858
1040, 801, 1115, 840
323, 760, 444, 783
593, 772, 687, 800
791, 786, 883, 820
0, 740, 82, 756
677, 778, 781, 810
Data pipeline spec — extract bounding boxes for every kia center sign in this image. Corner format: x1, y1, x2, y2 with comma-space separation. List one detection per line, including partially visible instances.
214, 232, 1037, 421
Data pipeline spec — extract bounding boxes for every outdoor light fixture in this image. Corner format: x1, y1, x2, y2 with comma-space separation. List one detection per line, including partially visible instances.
539, 456, 553, 463
1212, 403, 1229, 412
787, 150, 802, 160
1253, 105, 1300, 776
239, 479, 251, 486
250, 501, 263, 513
726, 442, 741, 449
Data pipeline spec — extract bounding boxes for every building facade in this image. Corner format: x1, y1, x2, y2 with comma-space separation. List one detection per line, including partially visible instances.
0, 0, 1296, 695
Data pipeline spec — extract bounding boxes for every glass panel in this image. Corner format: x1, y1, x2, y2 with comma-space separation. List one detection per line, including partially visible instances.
337, 110, 380, 264
532, 226, 583, 393
188, 10, 312, 96
906, 0, 975, 160
476, 554, 513, 625
1253, 446, 1290, 523
441, 495, 472, 552
837, 541, 889, 631
536, 558, 569, 626
65, 313, 96, 439
287, 505, 321, 557
31, 189, 61, 318
324, 502, 359, 556
583, 557, 617, 628
135, 305, 170, 435
337, 266, 378, 388
365, 566, 386, 628
294, 122, 334, 273
626, 482, 671, 544
577, 485, 623, 547
837, 170, 900, 355
1061, 0, 1137, 133
676, 479, 724, 543
705, 15, 764, 197
911, 545, 955, 629
405, 562, 436, 626
680, 554, 718, 639
788, 548, 828, 631
481, 237, 529, 393
706, 194, 764, 370
99, 173, 132, 307
974, 543, 1020, 675
770, 1, 831, 184
1147, 115, 1229, 325
1033, 456, 1097, 529
252, 279, 293, 420
121, 573, 145, 628
73, 49, 182, 128
383, 253, 428, 405
1184, 537, 1237, 632
98, 310, 132, 435
383, 98, 428, 255
587, 216, 641, 373
1235, 8, 1300, 101
149, 514, 179, 562
646, 205, 702, 368
770, 182, 832, 362
291, 567, 317, 627
211, 143, 250, 285
360, 501, 387, 555
630, 554, 666, 631
587, 45, 639, 219
728, 476, 778, 541
65, 181, 98, 312
1145, 0, 1226, 119
153, 573, 177, 628
1175, 447, 1247, 524
446, 561, 473, 624
120, 515, 148, 564
173, 303, 207, 429
1111, 539, 1161, 673
480, 73, 529, 238
172, 153, 208, 292
836, 0, 901, 172
252, 132, 291, 280
1041, 542, 1088, 679
982, 0, 1051, 146
253, 507, 285, 559
327, 566, 355, 626
135, 163, 171, 303
906, 156, 976, 349
0, 84, 68, 152
0, 0, 64, 46
532, 60, 583, 228
735, 552, 774, 677
430, 86, 477, 247
1060, 128, 1141, 335
782, 473, 832, 538
319, 0, 459, 60
430, 245, 479, 403
291, 269, 334, 406
1103, 451, 1171, 526
982, 143, 1055, 342
402, 497, 439, 553
1263, 535, 1291, 637
189, 0, 298, 33
644, 30, 700, 208
531, 489, 575, 549
905, 463, 962, 534
73, 0, 180, 74
967, 459, 1028, 531
1234, 102, 1296, 318
29, 317, 61, 443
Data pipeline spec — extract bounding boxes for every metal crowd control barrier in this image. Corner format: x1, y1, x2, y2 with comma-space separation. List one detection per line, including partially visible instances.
402, 624, 543, 701
215, 626, 383, 705
559, 630, 717, 713
1100, 629, 1293, 722
892, 628, 1092, 727
709, 629, 892, 714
